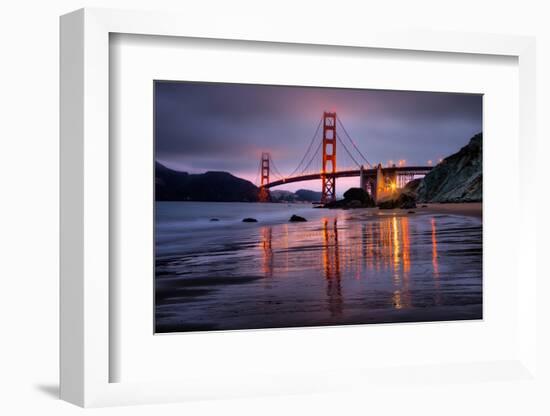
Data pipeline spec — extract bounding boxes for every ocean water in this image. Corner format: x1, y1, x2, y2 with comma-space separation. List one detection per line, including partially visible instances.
155, 201, 482, 332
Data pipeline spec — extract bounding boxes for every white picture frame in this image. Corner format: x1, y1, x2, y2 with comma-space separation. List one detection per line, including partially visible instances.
60, 7, 538, 407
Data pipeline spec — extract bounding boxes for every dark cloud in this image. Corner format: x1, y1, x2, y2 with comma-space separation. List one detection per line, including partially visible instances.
155, 81, 482, 189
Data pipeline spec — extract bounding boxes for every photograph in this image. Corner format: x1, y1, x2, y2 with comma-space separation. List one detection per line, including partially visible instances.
154, 81, 483, 333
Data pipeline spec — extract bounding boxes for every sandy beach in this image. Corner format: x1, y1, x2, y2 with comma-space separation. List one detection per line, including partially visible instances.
412, 202, 482, 219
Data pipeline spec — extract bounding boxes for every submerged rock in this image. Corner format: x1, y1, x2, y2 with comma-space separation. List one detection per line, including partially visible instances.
289, 214, 307, 222
242, 217, 258, 223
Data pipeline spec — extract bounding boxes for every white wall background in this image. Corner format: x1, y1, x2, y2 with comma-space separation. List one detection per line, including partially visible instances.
0, 0, 548, 415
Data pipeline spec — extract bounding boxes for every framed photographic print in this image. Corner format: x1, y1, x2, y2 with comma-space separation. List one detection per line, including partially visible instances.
60, 8, 539, 408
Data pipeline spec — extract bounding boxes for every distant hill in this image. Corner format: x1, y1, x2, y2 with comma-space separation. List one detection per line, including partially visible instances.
416, 133, 482, 202
270, 190, 296, 202
295, 189, 323, 202
156, 162, 259, 202
270, 188, 323, 203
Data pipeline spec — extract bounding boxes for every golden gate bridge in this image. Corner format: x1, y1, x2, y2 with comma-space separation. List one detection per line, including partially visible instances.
255, 112, 433, 203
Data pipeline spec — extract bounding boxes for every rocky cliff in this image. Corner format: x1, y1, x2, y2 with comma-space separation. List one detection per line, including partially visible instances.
416, 133, 482, 203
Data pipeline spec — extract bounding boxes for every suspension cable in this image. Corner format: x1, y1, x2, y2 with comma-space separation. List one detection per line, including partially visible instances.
337, 116, 373, 168
253, 157, 261, 186
300, 140, 323, 175
287, 116, 323, 177
269, 155, 285, 181
336, 133, 361, 168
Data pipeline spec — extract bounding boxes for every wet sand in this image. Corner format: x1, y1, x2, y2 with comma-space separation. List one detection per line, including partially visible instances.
414, 202, 482, 219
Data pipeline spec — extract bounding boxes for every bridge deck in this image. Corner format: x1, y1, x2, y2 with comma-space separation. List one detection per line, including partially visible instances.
265, 166, 432, 189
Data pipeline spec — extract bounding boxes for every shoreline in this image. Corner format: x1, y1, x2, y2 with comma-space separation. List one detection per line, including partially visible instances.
155, 201, 483, 229
415, 202, 482, 219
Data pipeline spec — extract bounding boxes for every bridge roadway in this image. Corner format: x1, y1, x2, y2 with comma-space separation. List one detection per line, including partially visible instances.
264, 166, 433, 189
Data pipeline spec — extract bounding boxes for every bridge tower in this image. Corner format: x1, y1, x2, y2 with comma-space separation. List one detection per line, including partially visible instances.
375, 163, 384, 202
258, 152, 270, 202
321, 112, 337, 203
360, 165, 365, 190
359, 165, 375, 198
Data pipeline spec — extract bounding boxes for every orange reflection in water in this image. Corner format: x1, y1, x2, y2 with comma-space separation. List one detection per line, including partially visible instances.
258, 213, 419, 313
392, 217, 400, 278
383, 216, 410, 309
322, 218, 343, 317
393, 216, 411, 309
358, 215, 413, 309
401, 217, 411, 276
260, 226, 273, 278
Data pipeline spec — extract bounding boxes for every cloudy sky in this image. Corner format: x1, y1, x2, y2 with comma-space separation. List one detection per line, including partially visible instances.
155, 81, 482, 193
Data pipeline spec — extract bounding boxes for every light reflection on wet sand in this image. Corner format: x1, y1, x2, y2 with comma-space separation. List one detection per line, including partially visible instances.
155, 203, 482, 333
